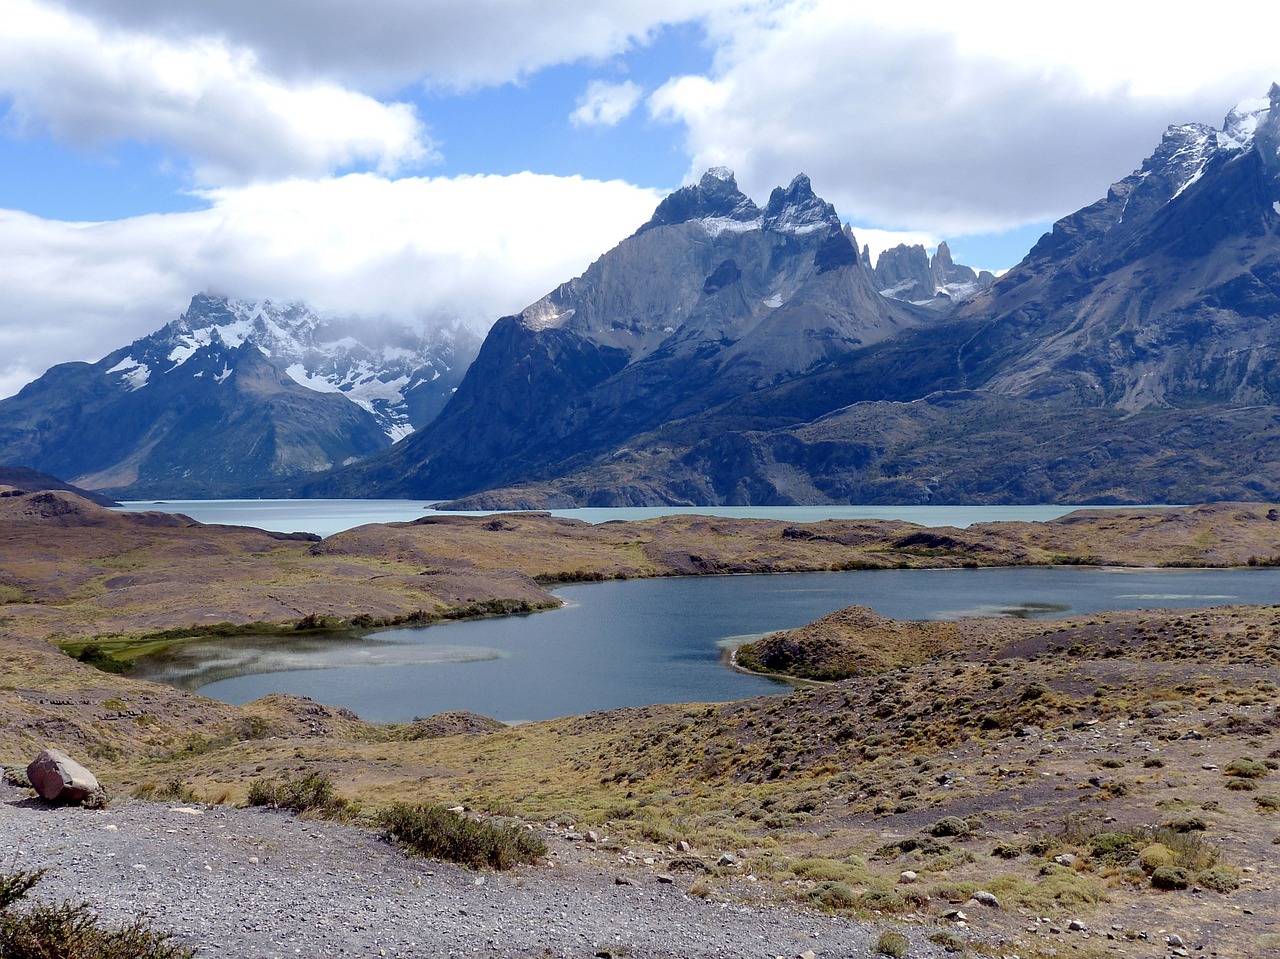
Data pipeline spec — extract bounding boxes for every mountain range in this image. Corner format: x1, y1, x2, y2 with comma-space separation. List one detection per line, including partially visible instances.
0, 296, 479, 497
3, 86, 1279, 505
301, 85, 1280, 507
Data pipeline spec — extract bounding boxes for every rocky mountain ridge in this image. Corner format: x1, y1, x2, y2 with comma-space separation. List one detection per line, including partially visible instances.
0, 295, 479, 497
302, 169, 927, 499
413, 85, 1280, 508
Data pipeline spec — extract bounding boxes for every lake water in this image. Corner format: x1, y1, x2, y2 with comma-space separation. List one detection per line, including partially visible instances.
133, 565, 1280, 724
116, 498, 1113, 539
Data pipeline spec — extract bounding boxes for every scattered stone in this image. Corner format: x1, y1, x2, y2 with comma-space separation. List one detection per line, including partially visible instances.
970, 890, 1000, 909
584, 830, 600, 843
675, 840, 692, 853
797, 952, 817, 959
1068, 919, 1086, 931
899, 870, 918, 884
614, 875, 634, 886
1053, 854, 1078, 867
716, 853, 738, 867
1167, 934, 1185, 948
26, 748, 105, 806
655, 873, 675, 884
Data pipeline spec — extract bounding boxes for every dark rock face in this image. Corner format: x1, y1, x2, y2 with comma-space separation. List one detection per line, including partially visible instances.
318, 171, 916, 499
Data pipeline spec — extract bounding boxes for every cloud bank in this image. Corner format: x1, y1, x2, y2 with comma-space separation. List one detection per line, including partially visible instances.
0, 174, 661, 398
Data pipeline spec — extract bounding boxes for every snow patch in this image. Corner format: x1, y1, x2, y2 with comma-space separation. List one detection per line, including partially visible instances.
107, 357, 151, 391
523, 300, 575, 330
763, 293, 784, 309
285, 364, 343, 394
701, 215, 763, 237
705, 166, 735, 183
1172, 165, 1206, 200
1274, 201, 1280, 215
214, 366, 233, 384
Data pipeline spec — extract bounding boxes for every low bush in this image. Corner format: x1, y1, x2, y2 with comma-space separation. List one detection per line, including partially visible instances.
928, 816, 971, 838
245, 772, 349, 819
1150, 865, 1190, 890
927, 929, 967, 953
874, 930, 910, 957
1224, 757, 1269, 779
0, 868, 193, 959
377, 803, 546, 870
804, 881, 859, 911
1197, 866, 1240, 893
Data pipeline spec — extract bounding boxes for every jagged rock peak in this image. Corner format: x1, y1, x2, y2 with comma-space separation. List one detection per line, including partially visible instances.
764, 173, 841, 235
637, 168, 760, 235
1220, 83, 1279, 151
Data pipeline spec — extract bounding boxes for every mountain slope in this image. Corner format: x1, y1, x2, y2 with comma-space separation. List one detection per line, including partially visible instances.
426, 86, 1280, 507
313, 170, 925, 498
951, 86, 1280, 409
0, 295, 480, 497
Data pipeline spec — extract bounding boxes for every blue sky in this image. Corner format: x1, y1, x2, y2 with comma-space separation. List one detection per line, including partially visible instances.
0, 0, 1276, 398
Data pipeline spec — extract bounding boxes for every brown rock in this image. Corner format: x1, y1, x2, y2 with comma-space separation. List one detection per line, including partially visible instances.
26, 748, 104, 805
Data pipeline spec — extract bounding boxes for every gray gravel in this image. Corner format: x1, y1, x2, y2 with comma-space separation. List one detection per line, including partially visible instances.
0, 781, 955, 959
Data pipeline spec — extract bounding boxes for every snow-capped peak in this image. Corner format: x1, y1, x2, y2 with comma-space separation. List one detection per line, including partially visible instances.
108, 294, 479, 443
1220, 95, 1273, 151
763, 173, 840, 236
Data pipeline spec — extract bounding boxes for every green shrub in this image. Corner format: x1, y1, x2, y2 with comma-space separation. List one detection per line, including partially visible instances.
1162, 816, 1207, 833
245, 772, 349, 819
804, 881, 859, 911
0, 869, 192, 959
1224, 758, 1269, 779
1088, 832, 1138, 864
928, 816, 971, 838
1197, 867, 1240, 893
1254, 794, 1280, 811
927, 929, 967, 953
1150, 865, 1190, 890
857, 889, 905, 912
0, 871, 44, 911
874, 930, 910, 957
1138, 843, 1175, 873
377, 803, 545, 870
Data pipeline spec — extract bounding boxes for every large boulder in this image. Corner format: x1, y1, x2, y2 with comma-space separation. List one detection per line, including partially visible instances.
26, 748, 106, 806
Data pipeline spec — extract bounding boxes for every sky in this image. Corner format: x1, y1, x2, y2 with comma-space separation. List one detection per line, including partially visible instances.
1, 0, 1277, 398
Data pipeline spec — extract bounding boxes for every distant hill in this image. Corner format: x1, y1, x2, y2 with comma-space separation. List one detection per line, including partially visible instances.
0, 466, 119, 506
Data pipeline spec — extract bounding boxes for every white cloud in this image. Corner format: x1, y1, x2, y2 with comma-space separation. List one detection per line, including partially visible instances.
54, 0, 751, 90
652, 0, 1280, 236
0, 174, 662, 398
571, 80, 644, 128
0, 0, 432, 184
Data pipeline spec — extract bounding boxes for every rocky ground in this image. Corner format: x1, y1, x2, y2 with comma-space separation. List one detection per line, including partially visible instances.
1, 779, 953, 959
6, 494, 1280, 958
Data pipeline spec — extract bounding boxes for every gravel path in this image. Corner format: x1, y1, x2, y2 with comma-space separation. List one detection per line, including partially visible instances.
1, 782, 951, 959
